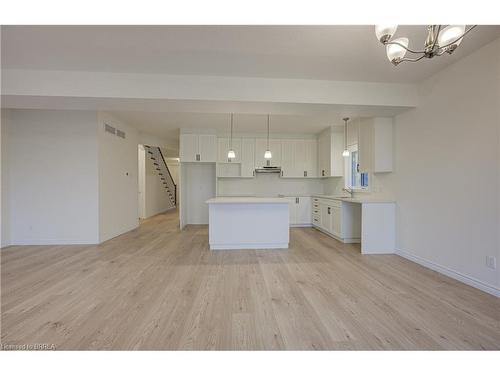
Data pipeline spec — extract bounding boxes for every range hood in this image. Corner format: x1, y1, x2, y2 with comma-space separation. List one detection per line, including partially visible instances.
255, 166, 282, 174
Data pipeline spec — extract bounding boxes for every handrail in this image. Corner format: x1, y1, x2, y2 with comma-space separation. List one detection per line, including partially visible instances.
156, 146, 177, 207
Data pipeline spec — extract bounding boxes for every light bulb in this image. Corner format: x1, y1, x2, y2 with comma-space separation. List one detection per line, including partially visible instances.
386, 37, 408, 65
438, 25, 466, 53
342, 149, 350, 157
227, 149, 236, 159
264, 150, 272, 159
375, 25, 398, 43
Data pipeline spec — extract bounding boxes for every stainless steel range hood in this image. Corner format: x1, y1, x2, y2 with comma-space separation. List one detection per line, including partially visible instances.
255, 166, 282, 174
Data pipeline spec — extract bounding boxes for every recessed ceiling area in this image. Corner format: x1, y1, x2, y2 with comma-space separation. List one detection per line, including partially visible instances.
2, 25, 500, 83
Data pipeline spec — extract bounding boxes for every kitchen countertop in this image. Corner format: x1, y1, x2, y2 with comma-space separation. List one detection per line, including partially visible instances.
313, 195, 395, 204
206, 197, 289, 204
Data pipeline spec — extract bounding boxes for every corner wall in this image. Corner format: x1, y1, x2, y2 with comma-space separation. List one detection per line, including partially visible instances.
98, 112, 139, 242
383, 38, 500, 294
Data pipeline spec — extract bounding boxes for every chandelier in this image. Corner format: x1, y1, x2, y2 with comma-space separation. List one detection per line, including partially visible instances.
375, 25, 476, 65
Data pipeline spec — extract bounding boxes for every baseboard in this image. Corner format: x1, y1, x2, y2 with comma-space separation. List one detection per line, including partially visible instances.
100, 223, 139, 243
210, 243, 288, 250
395, 249, 500, 298
290, 224, 313, 228
6, 239, 98, 246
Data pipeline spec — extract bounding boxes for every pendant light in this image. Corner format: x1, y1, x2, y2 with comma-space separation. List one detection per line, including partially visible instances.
264, 114, 272, 159
227, 113, 236, 160
342, 117, 350, 157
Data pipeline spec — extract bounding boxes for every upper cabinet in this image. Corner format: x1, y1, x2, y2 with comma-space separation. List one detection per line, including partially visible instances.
281, 139, 318, 178
358, 118, 393, 173
180, 133, 217, 162
318, 126, 344, 177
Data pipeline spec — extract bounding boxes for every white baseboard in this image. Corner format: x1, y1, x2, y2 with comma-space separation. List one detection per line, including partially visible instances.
210, 243, 288, 250
6, 239, 98, 246
395, 249, 500, 298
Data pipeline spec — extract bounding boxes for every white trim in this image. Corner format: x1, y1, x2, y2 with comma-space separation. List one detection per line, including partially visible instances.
312, 225, 361, 243
210, 243, 289, 250
395, 249, 500, 298
5, 239, 98, 246
290, 224, 313, 228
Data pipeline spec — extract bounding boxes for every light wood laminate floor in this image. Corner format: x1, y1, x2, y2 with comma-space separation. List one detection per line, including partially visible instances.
1, 209, 499, 350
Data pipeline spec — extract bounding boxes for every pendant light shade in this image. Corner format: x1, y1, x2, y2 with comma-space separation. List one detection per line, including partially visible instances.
438, 25, 466, 52
227, 113, 236, 159
342, 117, 350, 157
375, 25, 398, 43
264, 114, 272, 159
386, 37, 409, 64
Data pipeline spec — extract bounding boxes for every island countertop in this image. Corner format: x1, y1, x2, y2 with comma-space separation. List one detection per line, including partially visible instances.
206, 197, 289, 204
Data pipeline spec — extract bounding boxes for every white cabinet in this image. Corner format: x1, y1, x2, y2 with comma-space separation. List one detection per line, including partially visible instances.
198, 135, 217, 162
217, 137, 242, 163
180, 134, 217, 162
281, 139, 317, 178
314, 198, 343, 239
317, 127, 344, 177
255, 138, 281, 168
358, 117, 393, 173
288, 196, 312, 226
304, 139, 318, 177
240, 138, 255, 177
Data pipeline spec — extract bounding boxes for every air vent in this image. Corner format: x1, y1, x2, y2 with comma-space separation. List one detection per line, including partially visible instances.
104, 123, 116, 135
116, 129, 126, 139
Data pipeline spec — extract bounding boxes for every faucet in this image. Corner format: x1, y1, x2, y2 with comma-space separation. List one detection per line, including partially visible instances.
342, 187, 354, 198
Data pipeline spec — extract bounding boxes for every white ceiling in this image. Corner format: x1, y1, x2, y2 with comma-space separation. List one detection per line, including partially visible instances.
3, 25, 500, 83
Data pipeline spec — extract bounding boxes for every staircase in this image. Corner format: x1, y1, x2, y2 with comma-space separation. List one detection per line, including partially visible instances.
144, 145, 177, 207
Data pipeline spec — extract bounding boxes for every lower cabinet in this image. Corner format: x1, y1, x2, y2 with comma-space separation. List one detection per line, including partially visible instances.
288, 196, 312, 226
313, 197, 343, 240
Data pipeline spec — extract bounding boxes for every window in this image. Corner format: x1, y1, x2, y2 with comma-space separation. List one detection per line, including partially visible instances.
345, 145, 369, 190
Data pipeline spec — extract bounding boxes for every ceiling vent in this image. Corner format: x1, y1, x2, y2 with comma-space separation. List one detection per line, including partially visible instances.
116, 129, 126, 139
104, 123, 116, 135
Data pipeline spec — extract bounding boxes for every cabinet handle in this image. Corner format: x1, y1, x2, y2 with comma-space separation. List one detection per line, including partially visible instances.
253, 170, 255, 177
304, 171, 307, 177
328, 207, 331, 215
196, 154, 200, 161
296, 197, 299, 204
281, 170, 283, 177
322, 170, 325, 176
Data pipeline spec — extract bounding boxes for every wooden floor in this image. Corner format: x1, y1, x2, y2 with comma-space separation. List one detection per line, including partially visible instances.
1, 210, 499, 350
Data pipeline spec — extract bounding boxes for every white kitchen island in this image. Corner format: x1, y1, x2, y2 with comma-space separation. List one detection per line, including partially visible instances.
206, 197, 289, 250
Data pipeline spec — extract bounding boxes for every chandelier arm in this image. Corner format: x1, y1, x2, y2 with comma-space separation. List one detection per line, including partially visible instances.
399, 54, 427, 63
438, 25, 477, 51
384, 41, 425, 54
431, 25, 442, 50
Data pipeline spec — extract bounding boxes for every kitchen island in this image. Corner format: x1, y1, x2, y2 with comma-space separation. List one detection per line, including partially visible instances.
206, 197, 289, 250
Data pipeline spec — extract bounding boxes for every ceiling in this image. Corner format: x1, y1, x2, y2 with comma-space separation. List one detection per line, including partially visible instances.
3, 25, 500, 83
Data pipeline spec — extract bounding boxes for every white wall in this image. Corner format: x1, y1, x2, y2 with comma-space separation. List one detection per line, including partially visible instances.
98, 112, 139, 242
1, 109, 99, 245
181, 163, 216, 225
381, 38, 500, 294
1, 110, 11, 247
218, 174, 323, 197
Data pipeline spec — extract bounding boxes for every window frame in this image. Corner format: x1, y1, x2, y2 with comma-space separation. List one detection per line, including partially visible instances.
344, 144, 371, 192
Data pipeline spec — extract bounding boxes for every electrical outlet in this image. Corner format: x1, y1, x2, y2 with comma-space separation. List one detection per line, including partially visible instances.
486, 256, 497, 270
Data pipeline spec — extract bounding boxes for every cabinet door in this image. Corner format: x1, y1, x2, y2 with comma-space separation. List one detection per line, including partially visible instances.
179, 134, 198, 162
294, 139, 306, 177
281, 139, 296, 177
304, 139, 317, 177
331, 206, 342, 237
331, 129, 344, 177
319, 203, 330, 231
217, 138, 230, 163
358, 119, 373, 173
269, 139, 282, 168
198, 134, 217, 162
318, 131, 331, 177
240, 138, 255, 177
296, 197, 312, 225
287, 197, 297, 225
